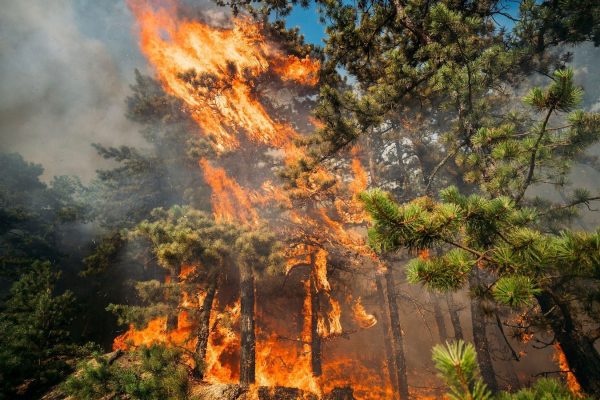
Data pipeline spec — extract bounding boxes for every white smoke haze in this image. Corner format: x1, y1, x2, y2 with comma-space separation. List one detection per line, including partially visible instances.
0, 0, 239, 182
0, 0, 147, 181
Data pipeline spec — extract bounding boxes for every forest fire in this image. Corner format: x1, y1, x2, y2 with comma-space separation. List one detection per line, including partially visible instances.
3, 0, 599, 399
113, 1, 414, 399
127, 0, 317, 151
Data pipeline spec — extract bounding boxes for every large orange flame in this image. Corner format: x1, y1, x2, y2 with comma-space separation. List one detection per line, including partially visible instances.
199, 158, 259, 225
129, 0, 317, 151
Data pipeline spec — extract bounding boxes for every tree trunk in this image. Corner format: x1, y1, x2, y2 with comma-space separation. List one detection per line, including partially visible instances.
239, 262, 255, 385
366, 149, 400, 398
430, 292, 448, 342
194, 278, 218, 378
376, 273, 399, 398
310, 269, 322, 376
166, 266, 181, 331
536, 290, 600, 394
446, 293, 464, 341
468, 270, 498, 392
385, 267, 410, 400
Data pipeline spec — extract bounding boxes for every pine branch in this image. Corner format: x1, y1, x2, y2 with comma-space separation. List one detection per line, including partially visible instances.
514, 105, 555, 204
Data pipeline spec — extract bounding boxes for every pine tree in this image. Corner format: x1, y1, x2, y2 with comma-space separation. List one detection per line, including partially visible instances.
0, 262, 87, 398
359, 69, 600, 393
108, 205, 282, 382
432, 340, 590, 400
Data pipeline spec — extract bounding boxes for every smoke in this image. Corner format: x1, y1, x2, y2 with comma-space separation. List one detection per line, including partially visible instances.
0, 0, 147, 181
570, 43, 600, 112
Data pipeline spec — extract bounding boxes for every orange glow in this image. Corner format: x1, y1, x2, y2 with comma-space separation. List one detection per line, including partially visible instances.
349, 157, 368, 195
200, 158, 259, 225
554, 343, 582, 395
204, 300, 241, 383
314, 248, 331, 292
128, 0, 317, 151
123, 1, 407, 398
352, 297, 377, 329
272, 55, 320, 86
318, 296, 343, 338
256, 331, 320, 395
113, 311, 194, 358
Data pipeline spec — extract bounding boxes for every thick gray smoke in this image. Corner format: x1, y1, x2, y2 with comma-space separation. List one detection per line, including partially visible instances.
0, 0, 234, 181
0, 0, 147, 181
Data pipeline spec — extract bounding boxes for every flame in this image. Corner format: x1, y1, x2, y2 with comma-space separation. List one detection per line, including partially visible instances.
314, 248, 330, 292
129, 0, 317, 151
352, 297, 377, 329
256, 332, 320, 395
124, 1, 409, 397
349, 157, 368, 195
554, 343, 582, 395
112, 311, 194, 356
318, 296, 343, 338
200, 158, 259, 225
205, 300, 241, 383
272, 55, 320, 86
322, 358, 393, 400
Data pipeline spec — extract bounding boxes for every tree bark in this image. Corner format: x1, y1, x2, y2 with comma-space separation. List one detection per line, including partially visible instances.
166, 266, 181, 331
376, 273, 399, 398
446, 293, 464, 341
469, 270, 498, 392
430, 292, 448, 342
536, 290, 600, 394
194, 278, 218, 378
385, 267, 410, 400
310, 268, 322, 376
239, 262, 255, 385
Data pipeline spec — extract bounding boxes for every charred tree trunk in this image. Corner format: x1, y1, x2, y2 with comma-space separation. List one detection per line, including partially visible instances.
469, 270, 498, 393
384, 267, 409, 400
536, 290, 600, 394
430, 292, 448, 342
446, 293, 464, 341
240, 262, 256, 386
366, 148, 401, 398
166, 266, 181, 331
376, 273, 399, 397
194, 277, 218, 378
310, 270, 322, 376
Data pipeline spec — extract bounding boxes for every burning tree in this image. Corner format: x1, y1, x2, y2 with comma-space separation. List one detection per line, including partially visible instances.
104, 1, 393, 398
108, 205, 281, 381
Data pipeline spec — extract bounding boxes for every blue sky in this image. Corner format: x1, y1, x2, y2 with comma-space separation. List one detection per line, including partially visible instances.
283, 1, 521, 46
284, 3, 326, 46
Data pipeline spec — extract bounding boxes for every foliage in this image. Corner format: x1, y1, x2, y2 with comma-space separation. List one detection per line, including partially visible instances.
497, 378, 588, 399
433, 341, 589, 400
0, 261, 91, 398
84, 71, 212, 275
0, 152, 89, 278
360, 67, 600, 393
109, 205, 282, 330
432, 340, 491, 400
62, 344, 190, 400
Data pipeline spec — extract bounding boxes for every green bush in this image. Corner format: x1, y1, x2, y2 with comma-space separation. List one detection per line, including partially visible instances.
63, 344, 190, 400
